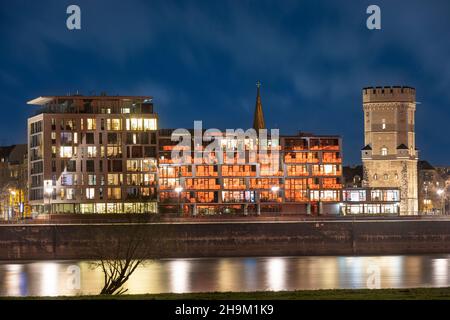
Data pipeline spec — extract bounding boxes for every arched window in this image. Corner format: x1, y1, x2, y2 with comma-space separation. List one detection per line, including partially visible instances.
381, 147, 388, 156
373, 174, 378, 180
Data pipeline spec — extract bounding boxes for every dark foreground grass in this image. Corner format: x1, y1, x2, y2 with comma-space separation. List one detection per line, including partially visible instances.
4, 287, 450, 300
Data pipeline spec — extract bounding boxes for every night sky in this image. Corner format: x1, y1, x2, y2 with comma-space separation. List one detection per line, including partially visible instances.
1, 0, 449, 165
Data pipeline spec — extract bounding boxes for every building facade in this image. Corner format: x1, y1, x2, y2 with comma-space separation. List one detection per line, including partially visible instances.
361, 86, 419, 215
21, 86, 368, 216
157, 130, 343, 215
418, 161, 447, 214
27, 95, 158, 214
342, 187, 400, 215
0, 144, 28, 219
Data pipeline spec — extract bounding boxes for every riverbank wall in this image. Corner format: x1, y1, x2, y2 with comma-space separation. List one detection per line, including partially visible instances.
1, 220, 450, 260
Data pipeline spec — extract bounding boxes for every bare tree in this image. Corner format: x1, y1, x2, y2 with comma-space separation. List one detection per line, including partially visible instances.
91, 216, 164, 295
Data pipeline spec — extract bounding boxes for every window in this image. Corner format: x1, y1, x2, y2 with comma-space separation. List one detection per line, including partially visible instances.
86, 188, 95, 200
108, 187, 122, 200
385, 190, 399, 201
381, 147, 388, 156
125, 118, 157, 131
61, 174, 74, 186
108, 173, 123, 185
86, 133, 95, 144
382, 119, 386, 129
371, 190, 382, 201
88, 174, 96, 186
87, 146, 97, 157
107, 119, 122, 130
86, 118, 96, 130
143, 118, 157, 130
66, 188, 75, 200
86, 160, 95, 172
60, 146, 73, 158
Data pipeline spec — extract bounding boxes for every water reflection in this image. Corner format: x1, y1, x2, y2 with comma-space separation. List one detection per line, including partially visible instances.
0, 255, 449, 297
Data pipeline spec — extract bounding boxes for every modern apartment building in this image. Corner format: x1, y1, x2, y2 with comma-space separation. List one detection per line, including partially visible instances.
157, 130, 343, 215
156, 85, 343, 216
27, 95, 158, 214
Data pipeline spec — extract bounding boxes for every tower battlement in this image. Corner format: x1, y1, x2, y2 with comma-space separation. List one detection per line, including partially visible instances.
363, 86, 415, 103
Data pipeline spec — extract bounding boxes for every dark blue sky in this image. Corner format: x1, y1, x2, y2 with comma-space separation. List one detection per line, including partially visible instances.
1, 0, 449, 165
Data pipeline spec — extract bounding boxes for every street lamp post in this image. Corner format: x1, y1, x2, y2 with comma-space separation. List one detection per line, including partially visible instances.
175, 186, 183, 216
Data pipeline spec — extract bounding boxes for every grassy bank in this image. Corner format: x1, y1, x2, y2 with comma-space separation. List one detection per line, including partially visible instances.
5, 287, 450, 300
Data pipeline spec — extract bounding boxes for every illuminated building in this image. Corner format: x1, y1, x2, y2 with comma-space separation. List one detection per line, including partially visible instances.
0, 144, 28, 219
157, 84, 343, 216
342, 187, 400, 215
27, 95, 158, 214
418, 161, 447, 214
361, 86, 419, 215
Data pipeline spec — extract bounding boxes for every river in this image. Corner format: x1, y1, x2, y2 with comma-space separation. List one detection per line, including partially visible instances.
1, 255, 449, 296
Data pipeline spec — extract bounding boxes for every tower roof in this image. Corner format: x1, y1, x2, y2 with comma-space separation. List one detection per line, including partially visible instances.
253, 81, 266, 131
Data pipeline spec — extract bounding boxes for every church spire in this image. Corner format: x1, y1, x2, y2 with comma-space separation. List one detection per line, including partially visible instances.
253, 80, 266, 131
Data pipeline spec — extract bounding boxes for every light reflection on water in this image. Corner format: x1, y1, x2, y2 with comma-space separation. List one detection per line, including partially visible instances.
0, 255, 449, 297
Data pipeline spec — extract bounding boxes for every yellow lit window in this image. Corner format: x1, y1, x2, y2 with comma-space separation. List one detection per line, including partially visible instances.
107, 119, 122, 130
143, 118, 157, 131
87, 118, 96, 130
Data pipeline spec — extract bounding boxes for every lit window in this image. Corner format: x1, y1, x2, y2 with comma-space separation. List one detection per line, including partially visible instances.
86, 146, 97, 157
383, 174, 389, 180
88, 174, 96, 186
86, 118, 96, 130
381, 147, 388, 156
107, 119, 122, 130
121, 108, 130, 114
143, 118, 157, 131
373, 174, 378, 180
66, 188, 75, 200
86, 188, 95, 199
60, 146, 73, 158
382, 119, 386, 129
126, 118, 142, 130
108, 187, 122, 200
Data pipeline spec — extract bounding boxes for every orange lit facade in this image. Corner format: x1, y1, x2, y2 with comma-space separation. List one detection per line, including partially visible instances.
158, 130, 343, 215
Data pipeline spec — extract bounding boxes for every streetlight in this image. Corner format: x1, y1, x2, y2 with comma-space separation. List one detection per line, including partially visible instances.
175, 186, 183, 216
437, 189, 445, 215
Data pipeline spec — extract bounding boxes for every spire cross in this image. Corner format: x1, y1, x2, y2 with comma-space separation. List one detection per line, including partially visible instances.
256, 80, 261, 88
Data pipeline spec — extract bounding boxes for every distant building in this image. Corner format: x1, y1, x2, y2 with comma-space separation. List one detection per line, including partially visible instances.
418, 161, 447, 214
27, 95, 158, 215
361, 86, 419, 215
0, 144, 28, 219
